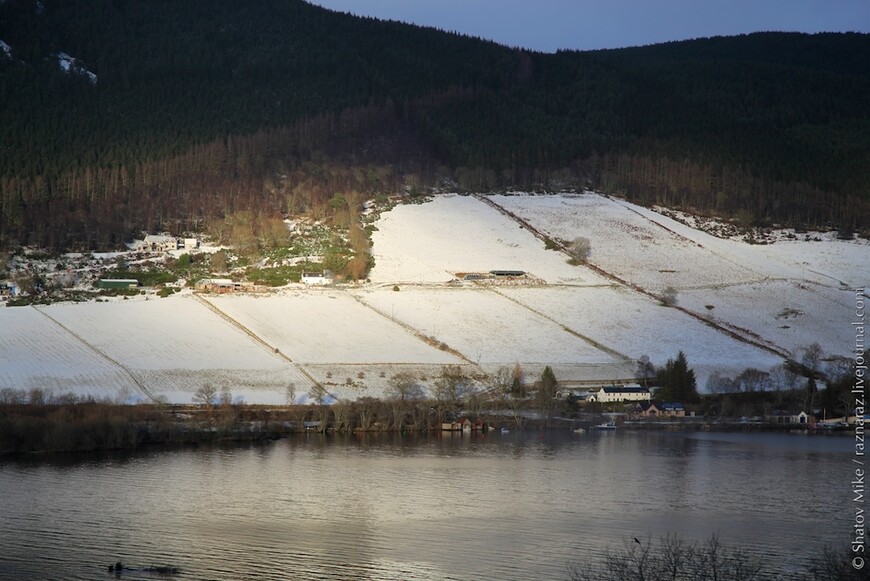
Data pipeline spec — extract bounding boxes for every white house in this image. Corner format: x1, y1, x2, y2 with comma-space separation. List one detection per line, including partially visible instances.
144, 234, 179, 252
301, 272, 330, 285
130, 234, 179, 253
587, 384, 651, 403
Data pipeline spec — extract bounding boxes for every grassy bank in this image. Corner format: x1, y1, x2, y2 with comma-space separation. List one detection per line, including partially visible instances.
0, 403, 295, 455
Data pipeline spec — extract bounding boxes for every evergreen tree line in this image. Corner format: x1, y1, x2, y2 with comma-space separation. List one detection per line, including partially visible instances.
2, 0, 869, 249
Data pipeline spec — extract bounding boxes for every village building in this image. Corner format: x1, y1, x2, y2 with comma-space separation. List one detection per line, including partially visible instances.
587, 384, 651, 403
634, 401, 685, 418
195, 278, 241, 293
635, 402, 661, 417
659, 402, 686, 417
441, 418, 472, 432
130, 234, 180, 253
440, 418, 486, 432
766, 410, 813, 426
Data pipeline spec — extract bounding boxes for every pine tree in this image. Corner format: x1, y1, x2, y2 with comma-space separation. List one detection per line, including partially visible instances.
655, 351, 698, 403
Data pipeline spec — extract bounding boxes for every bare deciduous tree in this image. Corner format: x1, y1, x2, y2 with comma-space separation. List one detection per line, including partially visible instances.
825, 355, 851, 384
386, 371, 425, 401
635, 355, 656, 388
307, 385, 331, 430
736, 368, 771, 392
28, 388, 48, 406
332, 400, 352, 433
706, 371, 739, 394
769, 363, 799, 392
433, 365, 472, 423
193, 383, 216, 407
386, 372, 425, 430
355, 397, 379, 431
487, 366, 524, 429
285, 382, 298, 406
567, 236, 591, 263
568, 533, 764, 581
660, 286, 679, 307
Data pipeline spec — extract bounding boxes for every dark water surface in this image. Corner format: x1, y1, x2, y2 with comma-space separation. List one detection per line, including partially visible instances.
0, 430, 851, 580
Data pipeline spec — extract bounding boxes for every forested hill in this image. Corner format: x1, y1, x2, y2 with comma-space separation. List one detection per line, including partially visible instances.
1, 0, 869, 250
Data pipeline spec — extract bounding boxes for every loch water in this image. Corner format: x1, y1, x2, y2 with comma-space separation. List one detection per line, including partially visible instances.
0, 430, 851, 580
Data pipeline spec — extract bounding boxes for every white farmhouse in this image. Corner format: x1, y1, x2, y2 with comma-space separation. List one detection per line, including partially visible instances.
130, 234, 179, 253
587, 384, 651, 403
144, 234, 179, 252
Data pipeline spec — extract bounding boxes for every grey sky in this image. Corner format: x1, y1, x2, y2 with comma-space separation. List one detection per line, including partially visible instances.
306, 0, 870, 52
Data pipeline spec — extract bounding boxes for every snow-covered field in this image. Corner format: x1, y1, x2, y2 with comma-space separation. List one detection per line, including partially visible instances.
206, 292, 461, 365
35, 295, 314, 404
499, 286, 782, 384
358, 286, 626, 366
3, 192, 865, 403
493, 193, 868, 360
369, 194, 609, 285
0, 306, 139, 400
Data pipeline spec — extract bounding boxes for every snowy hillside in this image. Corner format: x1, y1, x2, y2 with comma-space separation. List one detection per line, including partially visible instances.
492, 193, 867, 360
2, 192, 865, 404
30, 295, 313, 404
369, 195, 608, 285
206, 292, 461, 365
0, 307, 139, 399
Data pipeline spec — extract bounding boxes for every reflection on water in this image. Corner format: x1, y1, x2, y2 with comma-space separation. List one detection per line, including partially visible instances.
0, 431, 850, 580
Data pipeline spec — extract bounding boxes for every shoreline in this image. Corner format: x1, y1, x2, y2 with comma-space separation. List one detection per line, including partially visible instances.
0, 405, 849, 458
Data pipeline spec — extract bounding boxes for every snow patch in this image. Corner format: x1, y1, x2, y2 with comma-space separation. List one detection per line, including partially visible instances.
56, 52, 97, 84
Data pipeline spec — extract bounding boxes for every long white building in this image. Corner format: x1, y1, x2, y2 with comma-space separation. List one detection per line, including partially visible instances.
586, 384, 651, 403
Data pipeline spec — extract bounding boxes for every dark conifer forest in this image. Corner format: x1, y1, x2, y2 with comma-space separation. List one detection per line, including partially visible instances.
1, 0, 869, 249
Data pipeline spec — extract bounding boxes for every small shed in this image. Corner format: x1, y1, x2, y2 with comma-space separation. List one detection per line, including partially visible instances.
301, 272, 329, 285
98, 278, 139, 289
